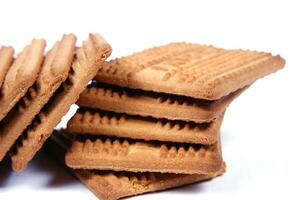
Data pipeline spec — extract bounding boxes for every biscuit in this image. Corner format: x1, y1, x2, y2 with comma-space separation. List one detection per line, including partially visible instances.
65, 135, 222, 174
0, 39, 45, 121
45, 130, 225, 200
10, 34, 112, 172
67, 108, 223, 144
0, 34, 76, 161
77, 82, 244, 122
0, 46, 14, 89
74, 168, 224, 200
95, 43, 285, 100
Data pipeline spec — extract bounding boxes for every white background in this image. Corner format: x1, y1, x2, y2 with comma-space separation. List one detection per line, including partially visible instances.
0, 0, 300, 199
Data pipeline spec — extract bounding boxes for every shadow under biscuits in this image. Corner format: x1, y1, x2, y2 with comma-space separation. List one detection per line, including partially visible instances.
32, 151, 78, 188
0, 155, 12, 187
0, 152, 78, 190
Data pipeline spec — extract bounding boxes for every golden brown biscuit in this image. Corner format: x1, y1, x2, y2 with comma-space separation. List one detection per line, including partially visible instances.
0, 46, 14, 89
67, 108, 223, 144
0, 34, 76, 161
95, 43, 285, 100
0, 39, 45, 121
77, 82, 244, 123
10, 34, 112, 172
74, 166, 224, 200
66, 134, 222, 174
45, 130, 225, 200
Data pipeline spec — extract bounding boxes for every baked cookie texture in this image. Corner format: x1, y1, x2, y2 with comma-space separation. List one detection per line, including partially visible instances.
0, 37, 284, 200
0, 39, 45, 122
45, 131, 225, 200
65, 134, 222, 174
77, 82, 244, 123
0, 34, 76, 162
0, 46, 14, 89
10, 34, 112, 172
63, 42, 283, 199
95, 43, 284, 100
0, 33, 111, 172
67, 108, 224, 144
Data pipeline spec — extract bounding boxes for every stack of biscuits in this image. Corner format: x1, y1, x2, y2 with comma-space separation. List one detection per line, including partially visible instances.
0, 33, 112, 172
1, 35, 285, 199
44, 43, 285, 199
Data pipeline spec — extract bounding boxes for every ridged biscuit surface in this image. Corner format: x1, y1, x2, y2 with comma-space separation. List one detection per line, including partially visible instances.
0, 39, 45, 121
46, 131, 225, 200
66, 135, 222, 174
0, 34, 76, 162
95, 43, 285, 100
74, 166, 224, 200
67, 108, 223, 144
10, 34, 112, 172
0, 46, 14, 89
78, 82, 243, 122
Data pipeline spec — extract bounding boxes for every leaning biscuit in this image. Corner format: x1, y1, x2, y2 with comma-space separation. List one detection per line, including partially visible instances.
0, 34, 76, 161
77, 82, 244, 123
0, 39, 45, 121
10, 34, 112, 172
45, 130, 225, 200
66, 134, 222, 174
95, 43, 285, 100
0, 46, 14, 89
67, 108, 223, 145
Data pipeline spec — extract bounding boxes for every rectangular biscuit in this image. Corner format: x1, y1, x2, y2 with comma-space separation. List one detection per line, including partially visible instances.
95, 43, 285, 100
77, 82, 244, 122
0, 39, 45, 121
0, 46, 14, 89
66, 134, 222, 174
45, 130, 225, 200
74, 168, 224, 200
9, 34, 112, 172
0, 34, 76, 161
67, 108, 223, 145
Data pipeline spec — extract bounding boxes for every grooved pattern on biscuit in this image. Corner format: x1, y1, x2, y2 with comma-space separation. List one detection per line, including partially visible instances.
0, 35, 76, 162
45, 131, 225, 200
0, 46, 14, 89
74, 167, 223, 200
9, 34, 112, 172
77, 82, 243, 122
0, 39, 45, 122
95, 43, 285, 100
66, 135, 222, 174
67, 108, 223, 144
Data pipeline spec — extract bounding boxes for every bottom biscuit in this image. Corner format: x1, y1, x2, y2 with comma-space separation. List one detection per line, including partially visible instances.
45, 130, 225, 200
74, 167, 224, 200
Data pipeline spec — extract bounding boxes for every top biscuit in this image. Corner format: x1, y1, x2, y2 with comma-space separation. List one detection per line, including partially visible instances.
95, 43, 285, 100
